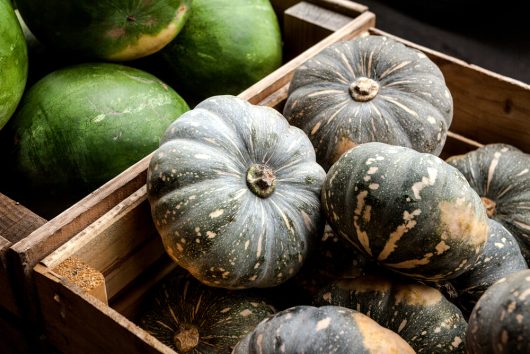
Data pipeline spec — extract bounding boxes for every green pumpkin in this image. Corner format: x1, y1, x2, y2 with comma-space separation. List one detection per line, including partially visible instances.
448, 218, 527, 317
322, 142, 489, 281
446, 144, 530, 264
284, 35, 453, 170
0, 0, 28, 129
138, 269, 275, 353
466, 269, 530, 353
147, 95, 326, 289
15, 0, 191, 60
233, 305, 415, 353
313, 273, 468, 353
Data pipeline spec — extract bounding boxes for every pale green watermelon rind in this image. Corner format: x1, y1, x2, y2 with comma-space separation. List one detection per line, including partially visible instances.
161, 0, 283, 101
6, 63, 189, 195
0, 0, 28, 129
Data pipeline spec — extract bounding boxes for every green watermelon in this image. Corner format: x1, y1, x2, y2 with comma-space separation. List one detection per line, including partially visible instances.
14, 0, 191, 61
160, 0, 282, 102
2, 63, 188, 216
0, 0, 28, 129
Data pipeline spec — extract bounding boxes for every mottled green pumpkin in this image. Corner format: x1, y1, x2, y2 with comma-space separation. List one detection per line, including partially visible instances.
284, 35, 453, 171
446, 144, 530, 264
466, 269, 530, 353
449, 218, 527, 316
233, 305, 415, 353
138, 269, 275, 353
313, 273, 468, 353
147, 95, 326, 289
322, 142, 489, 281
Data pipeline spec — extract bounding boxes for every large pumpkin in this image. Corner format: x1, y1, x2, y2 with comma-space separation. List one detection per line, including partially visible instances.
313, 272, 468, 353
322, 142, 489, 281
449, 218, 527, 316
233, 305, 415, 353
466, 269, 530, 353
138, 268, 275, 353
283, 35, 453, 170
446, 144, 530, 263
147, 95, 326, 289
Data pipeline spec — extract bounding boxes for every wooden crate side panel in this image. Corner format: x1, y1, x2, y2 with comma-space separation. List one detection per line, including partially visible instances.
34, 265, 173, 354
370, 28, 530, 153
0, 310, 31, 354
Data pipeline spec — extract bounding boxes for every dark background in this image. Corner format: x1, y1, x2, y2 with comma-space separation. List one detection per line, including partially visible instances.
357, 0, 529, 84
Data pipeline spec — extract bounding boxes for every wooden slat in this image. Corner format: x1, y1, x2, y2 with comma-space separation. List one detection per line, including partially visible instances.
34, 265, 173, 354
370, 28, 530, 154
308, 0, 368, 17
0, 309, 31, 354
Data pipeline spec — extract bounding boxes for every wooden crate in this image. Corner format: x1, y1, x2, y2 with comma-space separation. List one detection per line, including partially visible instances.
31, 6, 530, 353
0, 0, 370, 345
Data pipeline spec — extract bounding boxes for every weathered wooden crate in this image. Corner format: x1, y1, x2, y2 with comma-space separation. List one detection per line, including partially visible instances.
0, 0, 370, 347
29, 5, 530, 353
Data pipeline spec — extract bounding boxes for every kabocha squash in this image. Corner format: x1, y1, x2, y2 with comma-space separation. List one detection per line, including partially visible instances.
147, 95, 326, 289
313, 273, 468, 353
322, 142, 489, 281
138, 269, 275, 353
449, 218, 527, 317
1, 63, 189, 218
466, 269, 530, 353
0, 0, 28, 129
284, 35, 453, 170
15, 0, 191, 61
160, 0, 282, 101
233, 305, 415, 353
446, 144, 530, 264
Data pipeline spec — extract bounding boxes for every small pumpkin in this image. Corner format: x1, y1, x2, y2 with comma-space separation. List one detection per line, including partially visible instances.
322, 142, 489, 281
283, 34, 453, 170
446, 144, 530, 264
448, 218, 527, 316
233, 305, 415, 353
313, 272, 468, 353
147, 95, 326, 289
466, 269, 530, 353
137, 268, 275, 353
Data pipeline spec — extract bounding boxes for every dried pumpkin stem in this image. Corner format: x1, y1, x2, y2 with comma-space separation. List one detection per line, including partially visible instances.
174, 323, 200, 352
350, 77, 380, 102
481, 197, 496, 218
247, 164, 276, 198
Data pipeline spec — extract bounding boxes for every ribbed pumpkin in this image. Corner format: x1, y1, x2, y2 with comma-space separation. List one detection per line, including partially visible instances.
283, 34, 453, 170
233, 305, 415, 353
466, 269, 530, 353
322, 142, 489, 281
449, 218, 527, 316
137, 269, 275, 353
446, 144, 530, 264
147, 95, 326, 289
313, 273, 467, 353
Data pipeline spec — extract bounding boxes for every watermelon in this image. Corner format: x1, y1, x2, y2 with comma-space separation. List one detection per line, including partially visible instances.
2, 63, 188, 216
0, 0, 28, 129
14, 0, 192, 61
160, 0, 282, 102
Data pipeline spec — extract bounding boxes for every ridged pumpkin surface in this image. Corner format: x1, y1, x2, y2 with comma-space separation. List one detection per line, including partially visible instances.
313, 273, 468, 353
233, 305, 415, 353
284, 35, 453, 170
322, 142, 489, 281
466, 269, 530, 353
449, 218, 527, 316
138, 269, 275, 353
147, 95, 326, 289
446, 144, 530, 264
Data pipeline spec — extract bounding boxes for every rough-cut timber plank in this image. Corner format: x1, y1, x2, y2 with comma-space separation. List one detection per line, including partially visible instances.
308, 0, 368, 17
284, 1, 356, 60
371, 28, 530, 154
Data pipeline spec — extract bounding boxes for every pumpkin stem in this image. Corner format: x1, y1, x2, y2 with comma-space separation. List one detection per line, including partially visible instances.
349, 77, 380, 102
247, 164, 276, 198
174, 323, 200, 352
481, 197, 496, 218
